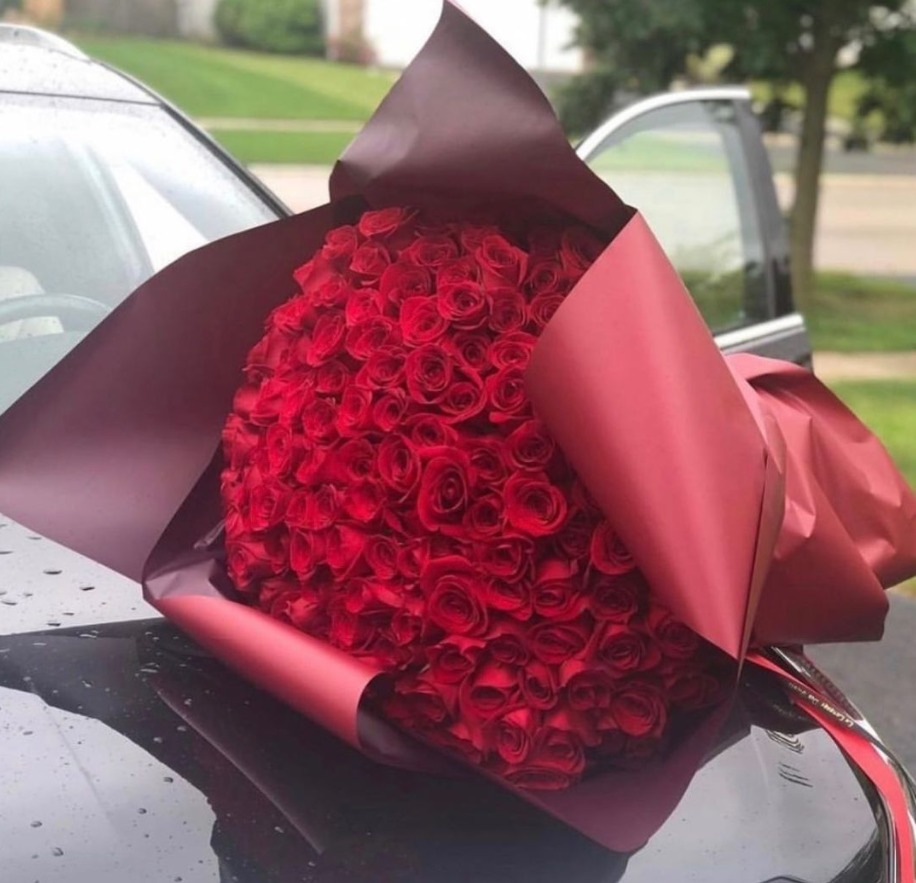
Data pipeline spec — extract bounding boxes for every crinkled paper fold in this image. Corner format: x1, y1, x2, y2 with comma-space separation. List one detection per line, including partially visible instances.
0, 0, 914, 852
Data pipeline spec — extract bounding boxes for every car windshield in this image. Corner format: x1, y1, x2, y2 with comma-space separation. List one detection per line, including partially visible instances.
0, 93, 279, 414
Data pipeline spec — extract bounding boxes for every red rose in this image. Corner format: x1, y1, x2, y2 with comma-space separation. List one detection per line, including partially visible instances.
269, 588, 323, 631
345, 316, 399, 361
484, 620, 531, 666
464, 493, 506, 540
405, 414, 459, 451
314, 360, 350, 395
365, 534, 400, 580
396, 538, 431, 579
379, 262, 432, 304
559, 226, 605, 275
324, 437, 376, 484
506, 419, 555, 472
459, 659, 519, 722
436, 256, 479, 287
437, 281, 488, 329
305, 310, 346, 366
646, 606, 701, 660
609, 680, 668, 738
390, 609, 423, 648
223, 411, 259, 469
344, 286, 385, 327
355, 346, 406, 390
427, 637, 485, 685
400, 296, 448, 346
476, 537, 533, 582
245, 332, 288, 376
357, 206, 414, 239
590, 521, 635, 575
530, 725, 586, 775
226, 539, 273, 590
529, 617, 590, 666
529, 291, 565, 330
518, 658, 558, 710
384, 675, 451, 730
289, 528, 325, 578
324, 524, 368, 578
349, 242, 391, 279
485, 707, 536, 765
247, 480, 290, 532
416, 450, 474, 534
248, 377, 287, 426
439, 372, 487, 424
403, 234, 459, 268
663, 664, 724, 711
524, 259, 567, 298
552, 507, 593, 560
311, 276, 351, 309
321, 225, 359, 263
596, 622, 662, 675
487, 286, 528, 333
336, 386, 373, 436
342, 480, 385, 523
590, 572, 646, 622
532, 559, 587, 621
421, 556, 488, 636
290, 484, 340, 530
377, 435, 421, 496
448, 331, 491, 373
292, 442, 326, 485
457, 223, 499, 253
265, 423, 294, 475
463, 438, 508, 484
485, 366, 529, 423
371, 389, 411, 433
504, 473, 567, 537
485, 580, 533, 621
488, 331, 537, 370
560, 660, 613, 711
476, 233, 528, 285
405, 344, 455, 404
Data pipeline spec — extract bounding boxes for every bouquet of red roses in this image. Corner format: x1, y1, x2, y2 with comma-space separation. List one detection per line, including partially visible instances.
221, 204, 728, 789
0, 0, 914, 858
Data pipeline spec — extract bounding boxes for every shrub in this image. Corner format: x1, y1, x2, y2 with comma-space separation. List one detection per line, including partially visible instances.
216, 0, 323, 56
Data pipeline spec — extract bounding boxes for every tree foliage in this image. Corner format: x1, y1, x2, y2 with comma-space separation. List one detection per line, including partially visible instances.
216, 0, 324, 56
556, 0, 915, 309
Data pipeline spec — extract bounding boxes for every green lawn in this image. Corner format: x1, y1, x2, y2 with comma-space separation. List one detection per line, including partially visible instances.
73, 35, 395, 121
808, 273, 916, 353
213, 130, 355, 165
828, 379, 916, 489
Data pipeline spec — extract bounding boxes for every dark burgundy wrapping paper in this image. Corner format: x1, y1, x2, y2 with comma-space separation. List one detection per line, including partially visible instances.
0, 0, 914, 853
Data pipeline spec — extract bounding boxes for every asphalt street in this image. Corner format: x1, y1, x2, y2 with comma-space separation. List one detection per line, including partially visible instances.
808, 593, 916, 773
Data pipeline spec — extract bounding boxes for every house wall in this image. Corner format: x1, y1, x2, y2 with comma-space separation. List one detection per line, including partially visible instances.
175, 0, 218, 40
360, 0, 582, 73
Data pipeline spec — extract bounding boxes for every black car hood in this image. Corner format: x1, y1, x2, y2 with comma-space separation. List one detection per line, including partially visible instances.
0, 517, 883, 883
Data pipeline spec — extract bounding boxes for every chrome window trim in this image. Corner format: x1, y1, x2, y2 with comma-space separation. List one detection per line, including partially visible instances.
714, 313, 805, 351
575, 87, 753, 161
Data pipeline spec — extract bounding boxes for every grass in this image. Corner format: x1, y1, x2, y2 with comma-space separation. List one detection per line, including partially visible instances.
808, 273, 916, 352
828, 379, 916, 489
73, 35, 395, 121
212, 129, 355, 165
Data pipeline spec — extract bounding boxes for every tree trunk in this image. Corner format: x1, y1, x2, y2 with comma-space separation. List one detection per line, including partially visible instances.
789, 33, 839, 313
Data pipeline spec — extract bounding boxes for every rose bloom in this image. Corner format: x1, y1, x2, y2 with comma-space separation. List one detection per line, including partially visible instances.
504, 472, 568, 537
421, 556, 489, 637
416, 450, 475, 534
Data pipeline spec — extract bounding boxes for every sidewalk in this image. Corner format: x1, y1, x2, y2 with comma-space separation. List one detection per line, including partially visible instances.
814, 351, 916, 382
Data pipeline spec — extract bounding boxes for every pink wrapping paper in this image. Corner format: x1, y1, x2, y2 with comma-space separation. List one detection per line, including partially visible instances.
0, 0, 914, 852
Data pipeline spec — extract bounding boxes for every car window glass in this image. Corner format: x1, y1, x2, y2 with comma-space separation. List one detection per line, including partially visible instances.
0, 94, 278, 416
583, 100, 768, 332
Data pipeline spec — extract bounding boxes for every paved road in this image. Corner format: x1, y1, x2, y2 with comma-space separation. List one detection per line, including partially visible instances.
808, 593, 916, 773
252, 164, 916, 277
